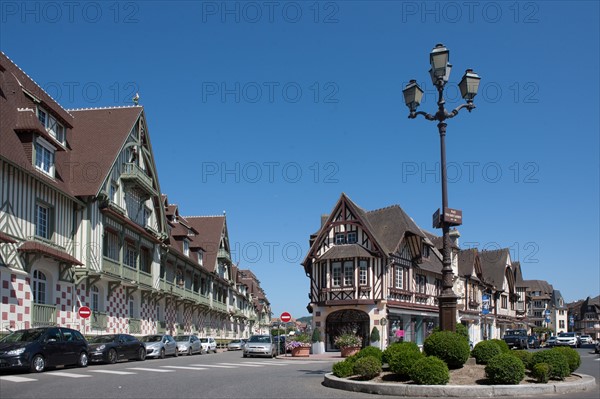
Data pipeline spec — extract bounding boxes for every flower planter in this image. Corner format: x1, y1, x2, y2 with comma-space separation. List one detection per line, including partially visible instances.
341, 346, 361, 357
291, 346, 310, 357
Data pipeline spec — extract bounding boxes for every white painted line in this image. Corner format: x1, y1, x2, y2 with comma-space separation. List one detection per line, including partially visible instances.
127, 367, 174, 373
0, 376, 38, 383
88, 370, 137, 375
189, 364, 236, 368
47, 372, 91, 378
243, 361, 291, 366
218, 362, 263, 367
162, 366, 208, 371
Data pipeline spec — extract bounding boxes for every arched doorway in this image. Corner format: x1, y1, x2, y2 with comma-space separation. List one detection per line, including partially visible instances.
325, 309, 370, 351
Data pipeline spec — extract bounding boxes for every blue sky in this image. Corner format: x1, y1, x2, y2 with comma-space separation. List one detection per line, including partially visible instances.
1, 1, 598, 319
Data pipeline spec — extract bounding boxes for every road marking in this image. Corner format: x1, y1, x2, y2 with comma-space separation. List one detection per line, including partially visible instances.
47, 372, 91, 378
218, 362, 263, 367
162, 366, 208, 371
243, 361, 291, 366
88, 370, 137, 375
0, 376, 38, 383
127, 367, 174, 373
189, 364, 236, 368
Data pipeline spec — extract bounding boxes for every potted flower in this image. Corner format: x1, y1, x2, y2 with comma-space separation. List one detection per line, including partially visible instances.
285, 333, 311, 357
334, 332, 362, 357
311, 328, 325, 355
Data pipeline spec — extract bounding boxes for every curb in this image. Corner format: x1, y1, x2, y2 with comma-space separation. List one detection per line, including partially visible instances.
276, 355, 337, 361
323, 373, 597, 397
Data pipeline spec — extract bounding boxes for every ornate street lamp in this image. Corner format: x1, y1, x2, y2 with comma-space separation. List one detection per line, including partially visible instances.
402, 44, 481, 332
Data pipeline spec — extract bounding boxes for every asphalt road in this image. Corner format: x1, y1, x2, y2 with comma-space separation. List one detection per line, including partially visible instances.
0, 346, 598, 399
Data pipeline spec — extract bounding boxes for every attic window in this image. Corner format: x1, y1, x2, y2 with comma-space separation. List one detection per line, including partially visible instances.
34, 138, 55, 177
183, 239, 189, 256
335, 233, 345, 245
37, 107, 65, 145
422, 244, 430, 258
347, 231, 357, 244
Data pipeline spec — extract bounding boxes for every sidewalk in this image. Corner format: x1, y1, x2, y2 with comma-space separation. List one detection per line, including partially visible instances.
276, 351, 341, 361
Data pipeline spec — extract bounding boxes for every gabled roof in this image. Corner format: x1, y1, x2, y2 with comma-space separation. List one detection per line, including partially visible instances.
479, 248, 511, 290
365, 204, 425, 255
521, 279, 554, 297
68, 106, 143, 196
185, 216, 226, 272
458, 248, 479, 278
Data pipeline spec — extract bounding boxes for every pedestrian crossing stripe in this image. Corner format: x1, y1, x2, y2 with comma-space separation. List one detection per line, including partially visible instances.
89, 370, 137, 375
0, 376, 38, 383
127, 367, 174, 372
47, 372, 91, 378
162, 366, 208, 370
189, 364, 236, 368
243, 361, 291, 366
218, 362, 263, 367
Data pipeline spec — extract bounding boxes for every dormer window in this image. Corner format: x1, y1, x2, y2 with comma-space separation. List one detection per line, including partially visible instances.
422, 244, 430, 258
34, 138, 55, 177
37, 107, 65, 145
198, 250, 203, 266
183, 239, 189, 256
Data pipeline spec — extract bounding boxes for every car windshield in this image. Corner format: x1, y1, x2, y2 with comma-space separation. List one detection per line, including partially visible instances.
175, 336, 190, 341
558, 332, 575, 337
199, 338, 208, 343
89, 335, 117, 343
230, 340, 241, 344
248, 336, 271, 343
140, 335, 163, 343
0, 328, 45, 343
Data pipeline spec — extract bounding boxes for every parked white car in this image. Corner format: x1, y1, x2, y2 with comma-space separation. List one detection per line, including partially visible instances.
199, 337, 217, 353
556, 332, 580, 348
579, 335, 593, 345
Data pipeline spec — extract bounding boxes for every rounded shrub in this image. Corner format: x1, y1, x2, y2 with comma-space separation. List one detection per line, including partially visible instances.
424, 331, 470, 369
485, 353, 525, 385
382, 341, 420, 364
456, 323, 470, 342
332, 359, 354, 378
409, 356, 450, 385
532, 362, 551, 383
353, 355, 382, 380
471, 340, 502, 364
531, 350, 570, 380
551, 347, 580, 373
511, 349, 533, 370
489, 339, 510, 353
356, 346, 383, 363
388, 347, 424, 378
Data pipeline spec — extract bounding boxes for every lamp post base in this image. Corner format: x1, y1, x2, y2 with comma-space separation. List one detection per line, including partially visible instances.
438, 294, 458, 332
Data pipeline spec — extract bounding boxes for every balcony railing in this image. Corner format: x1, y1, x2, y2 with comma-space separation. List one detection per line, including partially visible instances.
129, 318, 142, 334
212, 301, 228, 313
217, 248, 232, 263
91, 311, 108, 331
157, 321, 167, 333
121, 163, 156, 197
32, 304, 56, 326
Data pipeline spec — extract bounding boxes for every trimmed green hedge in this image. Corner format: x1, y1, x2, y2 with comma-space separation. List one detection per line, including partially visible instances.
424, 331, 470, 369
409, 356, 449, 385
551, 347, 580, 373
511, 349, 533, 370
388, 347, 424, 378
382, 341, 420, 364
489, 339, 510, 353
532, 362, 551, 383
332, 359, 354, 378
353, 355, 382, 380
530, 350, 570, 380
356, 346, 383, 363
471, 340, 502, 364
485, 353, 525, 385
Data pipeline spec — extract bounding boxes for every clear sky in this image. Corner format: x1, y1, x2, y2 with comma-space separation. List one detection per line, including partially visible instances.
1, 1, 598, 319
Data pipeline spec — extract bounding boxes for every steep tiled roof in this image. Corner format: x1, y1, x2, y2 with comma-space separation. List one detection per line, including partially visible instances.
479, 248, 510, 289
365, 204, 424, 255
68, 106, 142, 196
185, 216, 225, 272
458, 248, 478, 277
318, 244, 373, 261
521, 279, 553, 295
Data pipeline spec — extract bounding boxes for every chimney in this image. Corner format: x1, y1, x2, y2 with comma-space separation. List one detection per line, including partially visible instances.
320, 214, 329, 227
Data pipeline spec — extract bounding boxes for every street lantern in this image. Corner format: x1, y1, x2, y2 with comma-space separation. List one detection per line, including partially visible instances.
402, 80, 424, 112
429, 43, 450, 81
402, 44, 481, 332
458, 69, 481, 102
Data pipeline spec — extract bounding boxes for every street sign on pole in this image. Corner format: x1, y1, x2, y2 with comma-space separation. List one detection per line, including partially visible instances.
481, 295, 490, 315
280, 312, 292, 323
78, 306, 91, 319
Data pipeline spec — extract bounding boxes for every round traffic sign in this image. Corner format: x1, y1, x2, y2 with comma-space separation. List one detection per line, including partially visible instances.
78, 306, 92, 319
280, 312, 292, 323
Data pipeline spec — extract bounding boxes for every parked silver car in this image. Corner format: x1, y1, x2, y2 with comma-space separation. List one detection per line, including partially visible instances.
175, 335, 202, 355
140, 334, 178, 358
243, 335, 275, 358
227, 339, 246, 351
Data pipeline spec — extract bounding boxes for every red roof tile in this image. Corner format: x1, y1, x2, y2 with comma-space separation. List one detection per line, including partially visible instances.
18, 241, 82, 265
185, 216, 225, 272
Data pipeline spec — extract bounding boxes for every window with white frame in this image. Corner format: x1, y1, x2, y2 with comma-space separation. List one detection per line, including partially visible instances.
37, 107, 65, 145
359, 260, 368, 285
33, 270, 47, 304
124, 242, 137, 269
110, 181, 119, 204
91, 285, 99, 312
335, 233, 345, 245
198, 250, 203, 266
332, 262, 341, 287
347, 231, 357, 244
501, 295, 508, 309
34, 139, 55, 176
343, 261, 353, 286
103, 230, 119, 261
183, 239, 190, 256
416, 274, 426, 294
435, 278, 443, 296
395, 266, 404, 289
139, 247, 151, 274
35, 203, 51, 239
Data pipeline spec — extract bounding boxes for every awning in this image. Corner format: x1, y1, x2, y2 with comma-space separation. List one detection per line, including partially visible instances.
0, 232, 17, 244
18, 241, 83, 265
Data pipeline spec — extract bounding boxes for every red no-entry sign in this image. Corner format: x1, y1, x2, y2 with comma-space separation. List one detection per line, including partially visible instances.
78, 306, 91, 319
280, 312, 292, 323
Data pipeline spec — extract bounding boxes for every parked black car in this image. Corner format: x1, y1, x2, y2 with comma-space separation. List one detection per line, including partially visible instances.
88, 334, 146, 364
527, 335, 541, 349
0, 327, 89, 373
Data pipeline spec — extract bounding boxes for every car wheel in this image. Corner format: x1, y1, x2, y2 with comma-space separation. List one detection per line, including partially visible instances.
213, 348, 217, 354
30, 354, 46, 373
159, 348, 166, 359
78, 352, 89, 368
107, 348, 118, 364
243, 353, 247, 358
187, 348, 192, 356
173, 348, 178, 357
137, 347, 146, 361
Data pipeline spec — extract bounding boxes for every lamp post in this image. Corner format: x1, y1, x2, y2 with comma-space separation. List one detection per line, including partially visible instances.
402, 44, 481, 332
